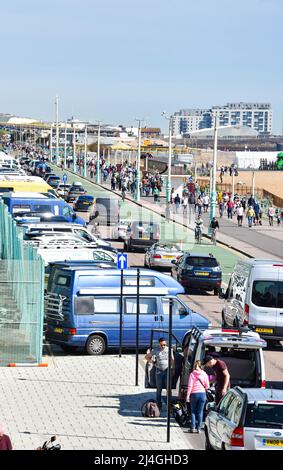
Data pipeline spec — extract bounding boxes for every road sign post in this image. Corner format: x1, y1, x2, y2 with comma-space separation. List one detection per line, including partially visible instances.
167, 298, 173, 443
135, 268, 140, 386
117, 253, 128, 358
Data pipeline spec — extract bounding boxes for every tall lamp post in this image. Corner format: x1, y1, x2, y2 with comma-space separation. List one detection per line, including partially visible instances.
55, 95, 60, 165
83, 123, 88, 177
96, 120, 101, 184
134, 118, 144, 202
162, 112, 173, 204
64, 122, 67, 169
73, 123, 77, 173
209, 116, 218, 224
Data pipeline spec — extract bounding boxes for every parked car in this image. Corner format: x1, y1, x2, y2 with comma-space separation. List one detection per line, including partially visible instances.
45, 267, 210, 355
73, 195, 94, 212
45, 175, 61, 188
111, 219, 132, 241
144, 243, 183, 270
171, 252, 222, 295
56, 183, 71, 199
205, 387, 283, 450
220, 258, 283, 345
124, 221, 160, 252
66, 186, 86, 202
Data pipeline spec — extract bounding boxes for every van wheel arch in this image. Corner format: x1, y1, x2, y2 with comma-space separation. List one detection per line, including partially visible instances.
85, 334, 107, 355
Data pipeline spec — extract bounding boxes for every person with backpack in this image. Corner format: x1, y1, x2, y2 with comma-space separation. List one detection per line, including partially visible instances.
145, 337, 173, 411
186, 361, 209, 433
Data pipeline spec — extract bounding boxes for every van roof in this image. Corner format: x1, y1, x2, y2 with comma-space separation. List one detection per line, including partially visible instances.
21, 222, 87, 229
238, 258, 283, 266
237, 388, 283, 402
5, 192, 50, 199
78, 287, 169, 295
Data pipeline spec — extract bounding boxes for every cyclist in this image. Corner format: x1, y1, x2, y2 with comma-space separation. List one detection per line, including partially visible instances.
209, 217, 219, 244
195, 215, 204, 243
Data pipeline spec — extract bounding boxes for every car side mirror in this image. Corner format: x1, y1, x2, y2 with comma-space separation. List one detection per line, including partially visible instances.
171, 260, 176, 265
206, 402, 216, 412
218, 287, 226, 299
179, 307, 187, 316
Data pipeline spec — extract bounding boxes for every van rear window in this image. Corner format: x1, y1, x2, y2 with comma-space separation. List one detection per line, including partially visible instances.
55, 275, 71, 287
74, 297, 119, 315
123, 277, 155, 287
245, 403, 283, 428
252, 281, 277, 308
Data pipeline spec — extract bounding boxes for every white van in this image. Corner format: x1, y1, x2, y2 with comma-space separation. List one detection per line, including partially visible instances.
221, 259, 283, 344
19, 222, 111, 248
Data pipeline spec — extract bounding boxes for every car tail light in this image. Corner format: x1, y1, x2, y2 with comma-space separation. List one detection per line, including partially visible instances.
244, 303, 249, 314
68, 328, 77, 335
230, 426, 244, 447
261, 380, 266, 388
243, 303, 249, 325
153, 254, 161, 259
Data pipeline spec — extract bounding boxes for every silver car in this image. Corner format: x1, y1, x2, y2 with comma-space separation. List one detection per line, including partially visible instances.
144, 243, 183, 270
205, 387, 283, 450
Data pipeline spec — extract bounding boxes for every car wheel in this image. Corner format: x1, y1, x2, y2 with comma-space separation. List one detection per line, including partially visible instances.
204, 429, 213, 451
85, 335, 106, 355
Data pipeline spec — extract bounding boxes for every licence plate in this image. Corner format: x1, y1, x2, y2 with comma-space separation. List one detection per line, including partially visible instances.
256, 328, 273, 334
142, 235, 150, 240
263, 439, 283, 447
54, 328, 63, 334
162, 255, 174, 259
196, 272, 209, 276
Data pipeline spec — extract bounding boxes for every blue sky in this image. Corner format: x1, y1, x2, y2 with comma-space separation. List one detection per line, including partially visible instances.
1, 0, 283, 132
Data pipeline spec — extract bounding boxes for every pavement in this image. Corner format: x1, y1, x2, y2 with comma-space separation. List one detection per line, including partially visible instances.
0, 351, 192, 450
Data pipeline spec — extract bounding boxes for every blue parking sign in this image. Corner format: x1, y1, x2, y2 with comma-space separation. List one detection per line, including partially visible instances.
62, 173, 68, 183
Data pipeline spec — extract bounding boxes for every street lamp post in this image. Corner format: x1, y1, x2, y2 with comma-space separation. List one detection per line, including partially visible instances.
209, 116, 218, 225
50, 125, 53, 161
55, 95, 60, 165
96, 120, 101, 184
73, 124, 76, 173
83, 124, 88, 177
162, 112, 172, 204
64, 123, 67, 169
134, 118, 144, 202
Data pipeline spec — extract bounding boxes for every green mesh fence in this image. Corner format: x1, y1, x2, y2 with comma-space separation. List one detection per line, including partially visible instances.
0, 200, 44, 366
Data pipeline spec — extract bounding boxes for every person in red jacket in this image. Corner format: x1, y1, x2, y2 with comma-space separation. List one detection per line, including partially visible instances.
0, 425, 12, 450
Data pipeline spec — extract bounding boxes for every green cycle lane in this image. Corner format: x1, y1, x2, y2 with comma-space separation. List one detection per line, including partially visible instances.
52, 165, 243, 285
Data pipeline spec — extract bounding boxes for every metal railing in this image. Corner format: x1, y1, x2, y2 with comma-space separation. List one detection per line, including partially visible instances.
0, 200, 44, 365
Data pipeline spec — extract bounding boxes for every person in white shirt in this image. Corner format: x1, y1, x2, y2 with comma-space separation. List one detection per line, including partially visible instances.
203, 194, 209, 213
236, 204, 244, 226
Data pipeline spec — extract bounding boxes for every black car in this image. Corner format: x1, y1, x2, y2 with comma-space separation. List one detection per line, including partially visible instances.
73, 195, 94, 212
66, 187, 86, 203
171, 252, 222, 295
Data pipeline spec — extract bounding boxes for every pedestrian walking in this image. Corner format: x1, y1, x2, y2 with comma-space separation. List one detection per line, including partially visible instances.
227, 199, 234, 219
0, 425, 12, 450
268, 205, 275, 226
182, 195, 188, 215
186, 361, 209, 433
145, 338, 174, 411
236, 204, 244, 226
202, 194, 209, 213
246, 206, 255, 228
174, 194, 181, 213
202, 355, 230, 405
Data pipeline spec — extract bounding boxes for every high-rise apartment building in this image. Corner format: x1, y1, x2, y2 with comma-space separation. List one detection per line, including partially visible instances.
171, 102, 272, 136
211, 102, 272, 134
171, 109, 212, 136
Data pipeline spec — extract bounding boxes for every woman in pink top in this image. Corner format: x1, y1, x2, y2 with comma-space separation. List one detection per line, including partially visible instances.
186, 360, 209, 433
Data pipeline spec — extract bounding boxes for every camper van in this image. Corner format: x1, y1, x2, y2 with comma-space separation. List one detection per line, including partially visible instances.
2, 192, 86, 226
0, 175, 56, 196
45, 266, 210, 354
221, 259, 283, 344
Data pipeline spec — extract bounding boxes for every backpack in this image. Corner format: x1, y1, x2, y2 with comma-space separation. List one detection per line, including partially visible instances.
141, 399, 160, 418
170, 399, 189, 427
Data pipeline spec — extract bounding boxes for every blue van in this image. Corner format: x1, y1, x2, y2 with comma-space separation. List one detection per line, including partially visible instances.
2, 192, 86, 226
45, 264, 210, 355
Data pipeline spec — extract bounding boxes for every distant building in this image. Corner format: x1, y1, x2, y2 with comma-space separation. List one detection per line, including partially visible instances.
211, 102, 272, 135
171, 109, 211, 136
141, 127, 161, 138
172, 102, 273, 137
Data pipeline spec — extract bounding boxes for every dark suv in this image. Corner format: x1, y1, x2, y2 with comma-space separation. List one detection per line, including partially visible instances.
171, 252, 222, 295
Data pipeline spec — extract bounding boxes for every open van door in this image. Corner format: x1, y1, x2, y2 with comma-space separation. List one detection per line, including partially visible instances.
144, 329, 184, 390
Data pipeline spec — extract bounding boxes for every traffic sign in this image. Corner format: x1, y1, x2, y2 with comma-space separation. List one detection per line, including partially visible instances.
189, 176, 193, 183
62, 173, 68, 183
117, 253, 128, 270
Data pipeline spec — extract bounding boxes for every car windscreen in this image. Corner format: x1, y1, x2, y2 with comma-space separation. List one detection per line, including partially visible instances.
185, 257, 218, 267
245, 403, 283, 429
77, 196, 93, 201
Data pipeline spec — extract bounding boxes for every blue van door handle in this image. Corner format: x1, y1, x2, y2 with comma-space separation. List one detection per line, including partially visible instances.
160, 315, 164, 322
154, 315, 159, 321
